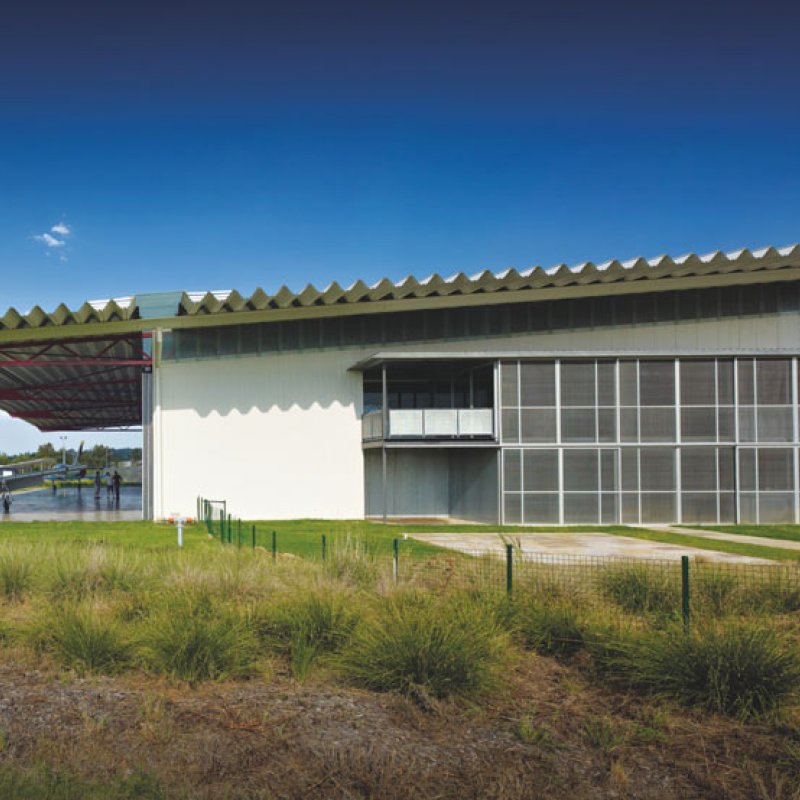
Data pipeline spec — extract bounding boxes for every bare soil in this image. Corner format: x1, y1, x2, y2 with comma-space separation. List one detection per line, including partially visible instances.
0, 653, 796, 799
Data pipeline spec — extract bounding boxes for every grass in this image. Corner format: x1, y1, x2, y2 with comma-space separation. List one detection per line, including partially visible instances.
593, 622, 800, 720
599, 564, 679, 617
0, 765, 164, 800
32, 605, 132, 676
141, 591, 257, 683
697, 525, 800, 543
339, 591, 511, 701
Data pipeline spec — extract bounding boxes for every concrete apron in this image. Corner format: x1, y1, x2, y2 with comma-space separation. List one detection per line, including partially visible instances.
409, 532, 775, 564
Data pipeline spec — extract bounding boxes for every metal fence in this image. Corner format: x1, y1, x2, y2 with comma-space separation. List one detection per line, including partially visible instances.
196, 496, 800, 623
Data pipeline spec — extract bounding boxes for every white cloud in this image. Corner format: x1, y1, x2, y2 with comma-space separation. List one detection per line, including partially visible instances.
34, 232, 66, 248
51, 222, 71, 236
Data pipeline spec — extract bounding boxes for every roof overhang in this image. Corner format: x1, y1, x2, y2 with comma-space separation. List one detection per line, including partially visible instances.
0, 244, 797, 344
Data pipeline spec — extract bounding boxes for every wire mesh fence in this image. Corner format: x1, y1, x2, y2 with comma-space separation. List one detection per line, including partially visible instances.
196, 496, 800, 623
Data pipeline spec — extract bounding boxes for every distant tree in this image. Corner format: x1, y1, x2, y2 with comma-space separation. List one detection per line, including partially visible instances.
84, 445, 109, 469
35, 443, 58, 461
130, 448, 143, 464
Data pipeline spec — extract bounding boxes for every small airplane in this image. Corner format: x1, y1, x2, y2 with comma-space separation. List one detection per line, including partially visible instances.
0, 443, 87, 491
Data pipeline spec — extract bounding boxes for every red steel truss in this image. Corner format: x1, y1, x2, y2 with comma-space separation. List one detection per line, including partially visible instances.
0, 332, 151, 431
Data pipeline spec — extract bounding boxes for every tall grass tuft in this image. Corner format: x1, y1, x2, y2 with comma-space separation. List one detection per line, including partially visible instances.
0, 552, 33, 602
34, 605, 132, 676
339, 592, 510, 701
324, 535, 381, 587
142, 591, 256, 683
599, 564, 678, 617
604, 622, 800, 720
516, 600, 585, 660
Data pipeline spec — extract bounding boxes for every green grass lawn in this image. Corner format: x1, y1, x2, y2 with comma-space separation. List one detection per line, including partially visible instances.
3, 518, 800, 562
695, 525, 800, 543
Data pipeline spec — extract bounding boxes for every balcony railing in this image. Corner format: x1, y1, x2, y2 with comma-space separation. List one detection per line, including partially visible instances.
362, 408, 494, 440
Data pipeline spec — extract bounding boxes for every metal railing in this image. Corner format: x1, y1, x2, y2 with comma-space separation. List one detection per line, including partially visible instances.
362, 407, 494, 440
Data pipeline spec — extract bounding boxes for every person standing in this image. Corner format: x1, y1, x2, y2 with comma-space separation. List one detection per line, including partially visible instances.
94, 470, 102, 499
2, 485, 12, 514
112, 470, 122, 503
106, 470, 113, 499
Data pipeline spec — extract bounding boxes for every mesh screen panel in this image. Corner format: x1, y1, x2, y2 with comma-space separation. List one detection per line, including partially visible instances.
504, 493, 522, 524
597, 361, 616, 406
757, 407, 794, 442
501, 410, 519, 443
500, 362, 518, 407
681, 447, 717, 491
758, 448, 794, 491
641, 492, 676, 522
563, 493, 600, 523
759, 493, 795, 523
681, 360, 716, 405
563, 449, 599, 491
757, 359, 792, 404
718, 360, 734, 404
503, 449, 521, 492
523, 449, 559, 491
681, 492, 718, 522
640, 408, 676, 442
640, 361, 675, 406
523, 493, 559, 523
520, 409, 557, 443
620, 361, 638, 406
520, 362, 555, 406
561, 409, 596, 442
681, 407, 717, 442
560, 362, 595, 406
639, 448, 675, 491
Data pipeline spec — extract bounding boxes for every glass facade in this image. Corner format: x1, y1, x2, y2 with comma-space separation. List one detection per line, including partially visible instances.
501, 358, 800, 524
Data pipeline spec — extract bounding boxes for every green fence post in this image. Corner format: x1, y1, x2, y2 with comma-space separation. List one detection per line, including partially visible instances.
227, 515, 232, 544
271, 530, 277, 560
219, 510, 224, 542
237, 519, 242, 548
506, 544, 514, 597
252, 525, 256, 550
321, 534, 327, 561
681, 555, 690, 633
392, 538, 399, 584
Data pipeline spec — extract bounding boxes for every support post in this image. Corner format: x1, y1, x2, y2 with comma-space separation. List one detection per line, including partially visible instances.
219, 510, 224, 542
681, 555, 690, 633
252, 524, 256, 550
506, 543, 514, 597
237, 518, 242, 548
321, 534, 327, 561
271, 530, 277, 560
392, 538, 399, 584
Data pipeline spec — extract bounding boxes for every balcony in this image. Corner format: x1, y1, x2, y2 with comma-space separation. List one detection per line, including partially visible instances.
362, 408, 494, 441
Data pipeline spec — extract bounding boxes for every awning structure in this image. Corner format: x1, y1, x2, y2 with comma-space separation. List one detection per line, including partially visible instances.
0, 332, 150, 431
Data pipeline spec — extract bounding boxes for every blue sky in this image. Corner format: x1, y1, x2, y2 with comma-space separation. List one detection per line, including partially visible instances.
0, 0, 799, 451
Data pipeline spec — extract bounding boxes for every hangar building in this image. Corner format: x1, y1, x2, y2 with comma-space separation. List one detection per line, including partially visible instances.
1, 243, 799, 525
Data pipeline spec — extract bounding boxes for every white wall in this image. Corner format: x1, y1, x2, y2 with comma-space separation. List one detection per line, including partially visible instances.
153, 349, 364, 520
152, 310, 799, 520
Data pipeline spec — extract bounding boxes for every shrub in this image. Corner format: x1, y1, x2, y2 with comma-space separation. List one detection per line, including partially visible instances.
599, 564, 678, 617
339, 592, 510, 700
0, 553, 33, 602
516, 601, 585, 660
610, 622, 800, 720
142, 593, 256, 683
35, 605, 132, 676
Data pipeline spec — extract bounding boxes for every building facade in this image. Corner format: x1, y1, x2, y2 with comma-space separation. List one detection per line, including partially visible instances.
0, 243, 796, 525
142, 246, 800, 524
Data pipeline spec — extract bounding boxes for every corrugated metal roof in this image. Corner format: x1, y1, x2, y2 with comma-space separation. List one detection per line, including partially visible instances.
2, 243, 799, 335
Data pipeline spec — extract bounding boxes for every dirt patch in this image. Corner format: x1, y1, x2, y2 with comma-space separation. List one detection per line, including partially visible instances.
0, 655, 795, 799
